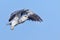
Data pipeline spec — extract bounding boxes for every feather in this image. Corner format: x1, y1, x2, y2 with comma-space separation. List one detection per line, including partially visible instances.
28, 14, 43, 22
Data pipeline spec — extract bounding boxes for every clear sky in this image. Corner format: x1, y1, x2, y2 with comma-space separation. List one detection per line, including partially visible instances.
0, 0, 60, 40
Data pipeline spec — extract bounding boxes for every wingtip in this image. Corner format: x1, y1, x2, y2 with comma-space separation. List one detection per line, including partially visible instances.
39, 18, 43, 22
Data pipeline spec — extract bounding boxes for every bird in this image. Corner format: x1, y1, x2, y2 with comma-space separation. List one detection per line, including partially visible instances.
8, 9, 43, 30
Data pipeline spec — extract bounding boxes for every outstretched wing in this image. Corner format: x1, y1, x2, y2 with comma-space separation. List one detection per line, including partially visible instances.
28, 14, 43, 22
9, 9, 29, 22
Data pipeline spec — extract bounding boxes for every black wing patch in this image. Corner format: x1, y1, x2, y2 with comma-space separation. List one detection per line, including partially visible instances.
9, 14, 16, 22
28, 14, 43, 22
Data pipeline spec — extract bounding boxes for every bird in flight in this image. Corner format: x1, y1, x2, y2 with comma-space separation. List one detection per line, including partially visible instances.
8, 9, 43, 30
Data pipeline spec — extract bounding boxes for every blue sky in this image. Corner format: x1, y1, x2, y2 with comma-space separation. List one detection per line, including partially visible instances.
0, 0, 60, 40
